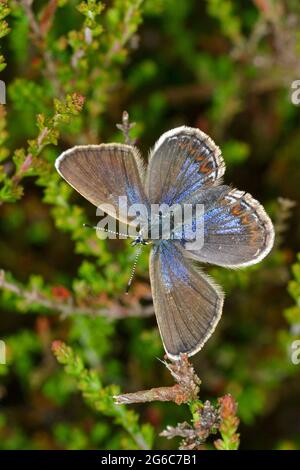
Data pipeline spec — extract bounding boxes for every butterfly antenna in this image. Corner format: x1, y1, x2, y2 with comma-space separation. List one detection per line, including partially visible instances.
126, 245, 143, 294
83, 223, 134, 239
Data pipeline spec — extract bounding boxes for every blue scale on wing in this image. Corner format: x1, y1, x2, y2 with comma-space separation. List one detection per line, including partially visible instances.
171, 214, 199, 242
124, 179, 144, 206
162, 157, 205, 206
154, 241, 191, 292
171, 204, 243, 244
204, 206, 243, 234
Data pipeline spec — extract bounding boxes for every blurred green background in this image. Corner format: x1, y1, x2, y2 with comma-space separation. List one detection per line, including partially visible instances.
0, 0, 300, 450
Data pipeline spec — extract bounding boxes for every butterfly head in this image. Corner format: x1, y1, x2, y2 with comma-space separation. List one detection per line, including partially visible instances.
130, 233, 149, 247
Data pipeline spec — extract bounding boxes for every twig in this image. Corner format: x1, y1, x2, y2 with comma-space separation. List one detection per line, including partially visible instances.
0, 269, 154, 320
103, 0, 144, 68
161, 400, 220, 450
116, 111, 136, 146
19, 0, 62, 96
274, 197, 296, 247
11, 124, 49, 187
20, 0, 41, 40
4, 93, 84, 197
160, 396, 240, 450
39, 0, 58, 38
114, 354, 240, 450
114, 354, 200, 405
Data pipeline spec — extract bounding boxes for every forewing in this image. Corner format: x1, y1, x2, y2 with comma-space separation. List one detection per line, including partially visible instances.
55, 144, 147, 223
150, 241, 224, 359
145, 126, 225, 205
184, 188, 275, 267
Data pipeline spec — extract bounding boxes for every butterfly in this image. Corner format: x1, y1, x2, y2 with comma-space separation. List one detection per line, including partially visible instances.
55, 126, 274, 360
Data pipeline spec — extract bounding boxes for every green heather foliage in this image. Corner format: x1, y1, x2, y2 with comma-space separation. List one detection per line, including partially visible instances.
0, 0, 299, 450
